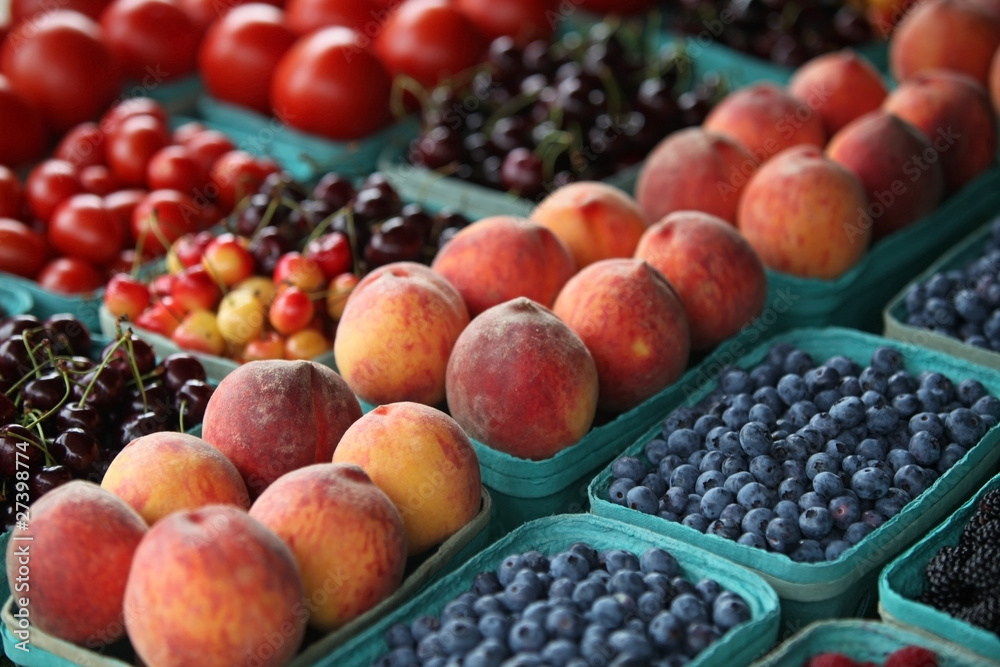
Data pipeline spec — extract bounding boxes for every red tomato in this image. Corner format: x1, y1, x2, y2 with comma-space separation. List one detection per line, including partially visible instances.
48, 193, 125, 265
25, 160, 85, 224
0, 167, 23, 219
182, 129, 236, 173
271, 27, 392, 141
79, 165, 122, 195
54, 122, 106, 170
105, 114, 171, 187
373, 0, 487, 90
100, 97, 169, 137
104, 188, 147, 244
454, 0, 556, 44
172, 120, 206, 144
0, 218, 48, 278
146, 145, 209, 195
131, 189, 204, 256
36, 257, 106, 294
209, 150, 279, 214
99, 0, 201, 82
198, 3, 298, 114
0, 11, 121, 131
0, 75, 49, 168
176, 0, 281, 32
284, 0, 377, 35
11, 0, 113, 23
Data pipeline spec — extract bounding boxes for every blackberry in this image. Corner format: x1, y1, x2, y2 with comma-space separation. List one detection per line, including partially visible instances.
978, 489, 1000, 522
961, 543, 1000, 590
956, 593, 1000, 635
921, 543, 976, 609
960, 517, 1000, 550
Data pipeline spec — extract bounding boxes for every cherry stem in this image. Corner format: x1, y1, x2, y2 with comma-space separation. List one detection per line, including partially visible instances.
390, 74, 430, 122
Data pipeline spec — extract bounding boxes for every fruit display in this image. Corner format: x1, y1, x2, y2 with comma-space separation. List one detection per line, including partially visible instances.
370, 541, 755, 665
603, 341, 997, 562
805, 645, 940, 667
918, 487, 1000, 637
401, 21, 726, 200
103, 169, 470, 365
0, 311, 214, 525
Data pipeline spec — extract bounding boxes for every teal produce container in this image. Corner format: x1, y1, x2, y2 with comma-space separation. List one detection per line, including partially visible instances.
0, 274, 102, 333
589, 327, 1000, 636
0, 284, 33, 320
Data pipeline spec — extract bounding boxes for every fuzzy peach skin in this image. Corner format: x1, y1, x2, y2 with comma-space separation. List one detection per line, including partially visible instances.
787, 49, 888, 136
635, 211, 768, 351
737, 144, 871, 280
702, 82, 827, 165
430, 215, 576, 317
101, 431, 251, 525
882, 69, 998, 194
333, 261, 470, 408
5, 481, 146, 648
445, 297, 599, 460
889, 0, 1000, 88
249, 463, 407, 631
826, 109, 945, 240
529, 181, 650, 269
123, 505, 307, 667
333, 402, 482, 555
552, 258, 691, 413
634, 127, 759, 227
200, 359, 362, 499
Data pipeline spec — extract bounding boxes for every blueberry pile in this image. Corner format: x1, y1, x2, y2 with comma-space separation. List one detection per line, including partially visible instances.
374, 543, 752, 666
921, 487, 1000, 636
606, 342, 999, 563
904, 217, 1000, 352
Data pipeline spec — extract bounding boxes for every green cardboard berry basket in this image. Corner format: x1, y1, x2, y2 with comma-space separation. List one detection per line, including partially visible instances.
121, 74, 203, 117
883, 218, 1000, 371
878, 471, 1000, 664
588, 326, 1000, 636
0, 489, 493, 667
195, 95, 421, 184
318, 513, 782, 667
750, 618, 1000, 666
0, 274, 102, 333
0, 285, 33, 320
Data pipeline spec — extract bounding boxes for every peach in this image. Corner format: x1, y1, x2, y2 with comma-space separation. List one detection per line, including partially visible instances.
889, 0, 1000, 88
635, 211, 769, 351
552, 259, 691, 413
992, 45, 1000, 113
123, 505, 306, 667
787, 49, 888, 136
702, 82, 827, 165
101, 431, 251, 525
826, 109, 945, 240
882, 69, 998, 193
737, 145, 871, 280
529, 181, 649, 269
201, 359, 362, 499
4, 481, 146, 648
634, 127, 759, 226
445, 297, 599, 460
430, 215, 576, 317
333, 261, 470, 407
332, 402, 482, 555
249, 463, 407, 631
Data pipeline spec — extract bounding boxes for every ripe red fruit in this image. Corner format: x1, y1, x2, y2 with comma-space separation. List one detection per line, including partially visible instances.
806, 653, 862, 667
884, 646, 939, 667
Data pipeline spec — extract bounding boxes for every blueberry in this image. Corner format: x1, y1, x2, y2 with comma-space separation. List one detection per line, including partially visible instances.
416, 632, 446, 660
501, 580, 541, 612
742, 507, 775, 536
644, 438, 670, 465
719, 502, 747, 525
778, 476, 807, 502
669, 464, 701, 494
866, 404, 899, 436
808, 412, 841, 440
956, 379, 988, 406
875, 487, 911, 518
908, 430, 942, 466
706, 517, 742, 540
814, 389, 842, 413
636, 590, 665, 622
508, 618, 547, 653
853, 437, 885, 462
748, 403, 778, 428
580, 626, 612, 666
798, 506, 834, 539
841, 454, 866, 478
643, 572, 674, 601
612, 456, 647, 482
377, 647, 421, 667
945, 407, 986, 447
749, 455, 782, 488
719, 366, 753, 395
695, 470, 727, 496
851, 466, 892, 500
718, 430, 744, 456
916, 388, 944, 414
972, 394, 1000, 419
870, 346, 904, 375
824, 539, 852, 561
920, 371, 955, 404
571, 579, 606, 608
549, 578, 576, 602
668, 429, 702, 458
670, 592, 709, 624
787, 400, 819, 427
588, 596, 626, 629
790, 538, 826, 563
844, 521, 874, 545
738, 421, 773, 458
699, 487, 734, 520
411, 615, 442, 642
906, 283, 927, 314
625, 485, 659, 515
828, 494, 861, 531
601, 549, 640, 574
607, 478, 635, 506
682, 513, 709, 532
782, 458, 809, 481
892, 463, 928, 498
777, 374, 808, 406
737, 481, 776, 509
938, 442, 968, 472
684, 622, 722, 658
550, 551, 591, 582
839, 376, 863, 397
859, 367, 889, 395
798, 491, 828, 512
473, 571, 503, 597
892, 393, 923, 422
722, 405, 750, 431
648, 611, 684, 650
658, 454, 684, 482
705, 426, 730, 452
497, 554, 527, 586
442, 595, 478, 622
783, 349, 815, 375
439, 618, 481, 655
684, 493, 703, 516
753, 386, 785, 414
767, 341, 798, 367
641, 472, 667, 498
693, 414, 724, 438
712, 591, 751, 631
887, 371, 918, 398
774, 499, 801, 522
887, 448, 917, 471
663, 406, 701, 436
663, 486, 689, 515
826, 354, 861, 377
955, 289, 989, 323
724, 470, 756, 496
608, 569, 646, 600
805, 452, 839, 479
812, 470, 844, 499
782, 433, 809, 460
539, 639, 577, 666
385, 621, 416, 649
825, 439, 853, 461
765, 517, 802, 553
737, 532, 767, 549
722, 455, 749, 476
545, 605, 585, 641
805, 365, 841, 394
861, 390, 884, 408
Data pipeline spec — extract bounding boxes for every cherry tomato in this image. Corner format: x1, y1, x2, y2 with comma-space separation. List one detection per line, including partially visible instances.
132, 189, 204, 256
0, 75, 49, 168
575, 0, 653, 13
146, 145, 209, 195
25, 160, 85, 224
100, 97, 169, 137
106, 114, 171, 187
0, 166, 24, 219
284, 0, 377, 35
172, 120, 206, 144
99, 0, 201, 82
454, 0, 556, 44
198, 3, 298, 114
176, 0, 281, 32
208, 150, 279, 214
271, 26, 392, 141
182, 129, 236, 173
0, 10, 121, 131
36, 257, 106, 294
0, 218, 48, 278
54, 122, 106, 170
79, 165, 122, 195
48, 193, 125, 265
373, 0, 487, 90
104, 188, 147, 244
11, 0, 113, 23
